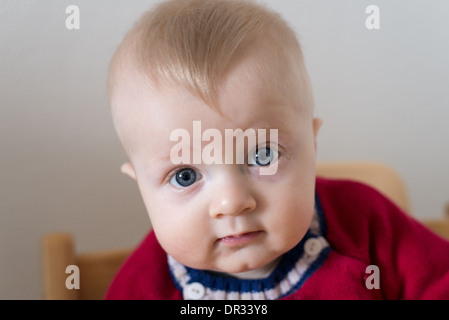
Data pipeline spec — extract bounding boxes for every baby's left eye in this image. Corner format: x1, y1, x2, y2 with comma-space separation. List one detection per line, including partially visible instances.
248, 146, 279, 166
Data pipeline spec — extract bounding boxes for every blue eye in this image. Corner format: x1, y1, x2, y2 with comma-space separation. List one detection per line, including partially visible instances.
170, 168, 201, 188
249, 146, 279, 167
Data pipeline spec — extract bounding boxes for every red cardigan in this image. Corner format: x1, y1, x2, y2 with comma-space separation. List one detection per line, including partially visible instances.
105, 177, 449, 300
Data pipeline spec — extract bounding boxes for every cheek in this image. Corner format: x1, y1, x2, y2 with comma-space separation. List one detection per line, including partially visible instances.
271, 192, 314, 234
150, 210, 204, 266
263, 173, 316, 247
143, 192, 214, 268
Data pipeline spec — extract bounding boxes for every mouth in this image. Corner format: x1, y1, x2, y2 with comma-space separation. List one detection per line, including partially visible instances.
217, 231, 263, 246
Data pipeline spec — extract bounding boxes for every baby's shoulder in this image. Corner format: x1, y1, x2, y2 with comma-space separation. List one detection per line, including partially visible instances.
316, 176, 391, 205
315, 177, 408, 260
315, 176, 400, 222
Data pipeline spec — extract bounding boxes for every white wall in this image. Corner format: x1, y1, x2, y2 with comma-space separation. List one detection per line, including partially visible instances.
0, 0, 448, 299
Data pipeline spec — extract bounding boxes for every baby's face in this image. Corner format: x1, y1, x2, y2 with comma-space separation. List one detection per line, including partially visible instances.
118, 57, 321, 275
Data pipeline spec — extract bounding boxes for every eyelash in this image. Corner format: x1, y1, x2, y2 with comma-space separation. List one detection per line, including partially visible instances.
166, 166, 196, 183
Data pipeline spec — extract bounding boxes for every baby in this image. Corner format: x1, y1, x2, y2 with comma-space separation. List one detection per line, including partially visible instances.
105, 0, 449, 300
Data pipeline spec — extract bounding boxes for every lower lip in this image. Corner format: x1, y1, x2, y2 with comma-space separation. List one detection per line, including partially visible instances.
218, 231, 263, 246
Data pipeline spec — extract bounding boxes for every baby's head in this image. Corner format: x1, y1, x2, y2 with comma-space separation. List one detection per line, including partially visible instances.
108, 0, 322, 277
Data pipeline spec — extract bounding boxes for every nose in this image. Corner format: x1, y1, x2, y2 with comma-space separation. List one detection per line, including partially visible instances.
208, 171, 257, 219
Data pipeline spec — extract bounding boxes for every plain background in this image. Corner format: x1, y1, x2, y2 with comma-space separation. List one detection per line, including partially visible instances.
1, 0, 448, 299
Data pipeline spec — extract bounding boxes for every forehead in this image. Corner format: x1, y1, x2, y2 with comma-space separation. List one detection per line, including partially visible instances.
118, 56, 305, 158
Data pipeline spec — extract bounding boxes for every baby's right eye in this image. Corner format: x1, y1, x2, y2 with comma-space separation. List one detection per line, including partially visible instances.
169, 168, 201, 188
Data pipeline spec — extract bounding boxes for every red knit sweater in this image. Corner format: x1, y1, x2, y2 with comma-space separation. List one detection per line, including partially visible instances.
105, 178, 449, 300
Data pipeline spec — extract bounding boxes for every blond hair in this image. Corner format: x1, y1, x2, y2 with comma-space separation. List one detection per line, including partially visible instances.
108, 0, 314, 113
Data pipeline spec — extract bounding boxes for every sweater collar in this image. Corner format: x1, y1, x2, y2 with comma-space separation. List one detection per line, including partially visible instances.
168, 195, 330, 300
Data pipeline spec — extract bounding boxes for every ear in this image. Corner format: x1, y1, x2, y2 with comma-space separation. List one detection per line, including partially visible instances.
312, 118, 323, 151
120, 162, 137, 180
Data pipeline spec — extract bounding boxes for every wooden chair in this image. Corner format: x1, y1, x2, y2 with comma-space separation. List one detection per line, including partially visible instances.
42, 233, 132, 300
42, 161, 449, 299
